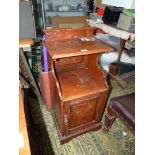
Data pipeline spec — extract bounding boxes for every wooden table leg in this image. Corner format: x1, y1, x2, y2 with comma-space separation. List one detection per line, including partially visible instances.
117, 39, 126, 62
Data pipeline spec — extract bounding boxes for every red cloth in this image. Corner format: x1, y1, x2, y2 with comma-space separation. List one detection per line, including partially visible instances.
97, 9, 104, 16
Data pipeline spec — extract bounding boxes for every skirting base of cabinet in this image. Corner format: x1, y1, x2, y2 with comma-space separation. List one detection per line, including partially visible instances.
59, 123, 101, 144
51, 110, 101, 144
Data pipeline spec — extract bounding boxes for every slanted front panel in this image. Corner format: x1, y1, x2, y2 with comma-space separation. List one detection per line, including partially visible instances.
68, 97, 99, 133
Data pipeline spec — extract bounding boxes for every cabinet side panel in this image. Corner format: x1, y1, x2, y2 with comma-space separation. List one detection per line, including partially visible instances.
95, 91, 109, 123
50, 60, 62, 128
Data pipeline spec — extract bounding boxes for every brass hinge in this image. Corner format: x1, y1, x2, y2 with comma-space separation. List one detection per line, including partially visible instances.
64, 115, 68, 126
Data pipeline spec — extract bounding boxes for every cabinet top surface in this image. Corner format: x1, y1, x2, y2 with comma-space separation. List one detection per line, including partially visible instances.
43, 27, 114, 59
45, 39, 114, 59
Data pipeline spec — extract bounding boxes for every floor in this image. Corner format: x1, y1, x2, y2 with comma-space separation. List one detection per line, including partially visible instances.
25, 76, 135, 155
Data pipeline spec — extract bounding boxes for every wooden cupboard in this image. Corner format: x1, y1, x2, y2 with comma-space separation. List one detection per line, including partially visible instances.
43, 27, 113, 144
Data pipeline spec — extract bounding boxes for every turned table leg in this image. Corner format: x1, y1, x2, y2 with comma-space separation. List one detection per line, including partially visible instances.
117, 39, 126, 62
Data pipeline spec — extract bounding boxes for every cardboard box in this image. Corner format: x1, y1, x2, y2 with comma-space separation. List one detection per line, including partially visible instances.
117, 13, 135, 33
96, 0, 106, 9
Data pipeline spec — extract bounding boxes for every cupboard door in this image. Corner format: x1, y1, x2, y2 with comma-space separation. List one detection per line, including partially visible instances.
68, 96, 100, 133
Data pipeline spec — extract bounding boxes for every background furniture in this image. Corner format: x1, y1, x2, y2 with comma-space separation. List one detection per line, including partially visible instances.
88, 19, 135, 61
43, 27, 114, 144
37, 0, 89, 28
108, 62, 135, 88
19, 1, 43, 104
19, 39, 43, 105
103, 93, 135, 133
51, 16, 88, 29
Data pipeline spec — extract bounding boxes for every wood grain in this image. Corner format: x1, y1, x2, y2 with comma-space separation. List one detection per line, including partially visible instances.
45, 39, 114, 59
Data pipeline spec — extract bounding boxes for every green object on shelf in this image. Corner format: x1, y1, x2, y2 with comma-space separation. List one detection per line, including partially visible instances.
31, 48, 42, 78
123, 9, 135, 17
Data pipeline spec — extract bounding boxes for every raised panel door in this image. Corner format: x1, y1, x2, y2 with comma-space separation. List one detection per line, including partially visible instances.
68, 96, 100, 134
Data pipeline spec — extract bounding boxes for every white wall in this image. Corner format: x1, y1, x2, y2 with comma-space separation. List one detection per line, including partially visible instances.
102, 0, 135, 9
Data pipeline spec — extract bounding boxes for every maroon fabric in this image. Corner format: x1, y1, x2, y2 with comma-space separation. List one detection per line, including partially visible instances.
110, 93, 135, 129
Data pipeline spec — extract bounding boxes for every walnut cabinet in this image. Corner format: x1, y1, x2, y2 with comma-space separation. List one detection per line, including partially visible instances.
43, 27, 113, 144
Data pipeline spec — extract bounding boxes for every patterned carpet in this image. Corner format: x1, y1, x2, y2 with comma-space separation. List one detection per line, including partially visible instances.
27, 76, 135, 155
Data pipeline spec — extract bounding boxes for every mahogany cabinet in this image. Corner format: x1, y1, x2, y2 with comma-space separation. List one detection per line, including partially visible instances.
43, 27, 114, 144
